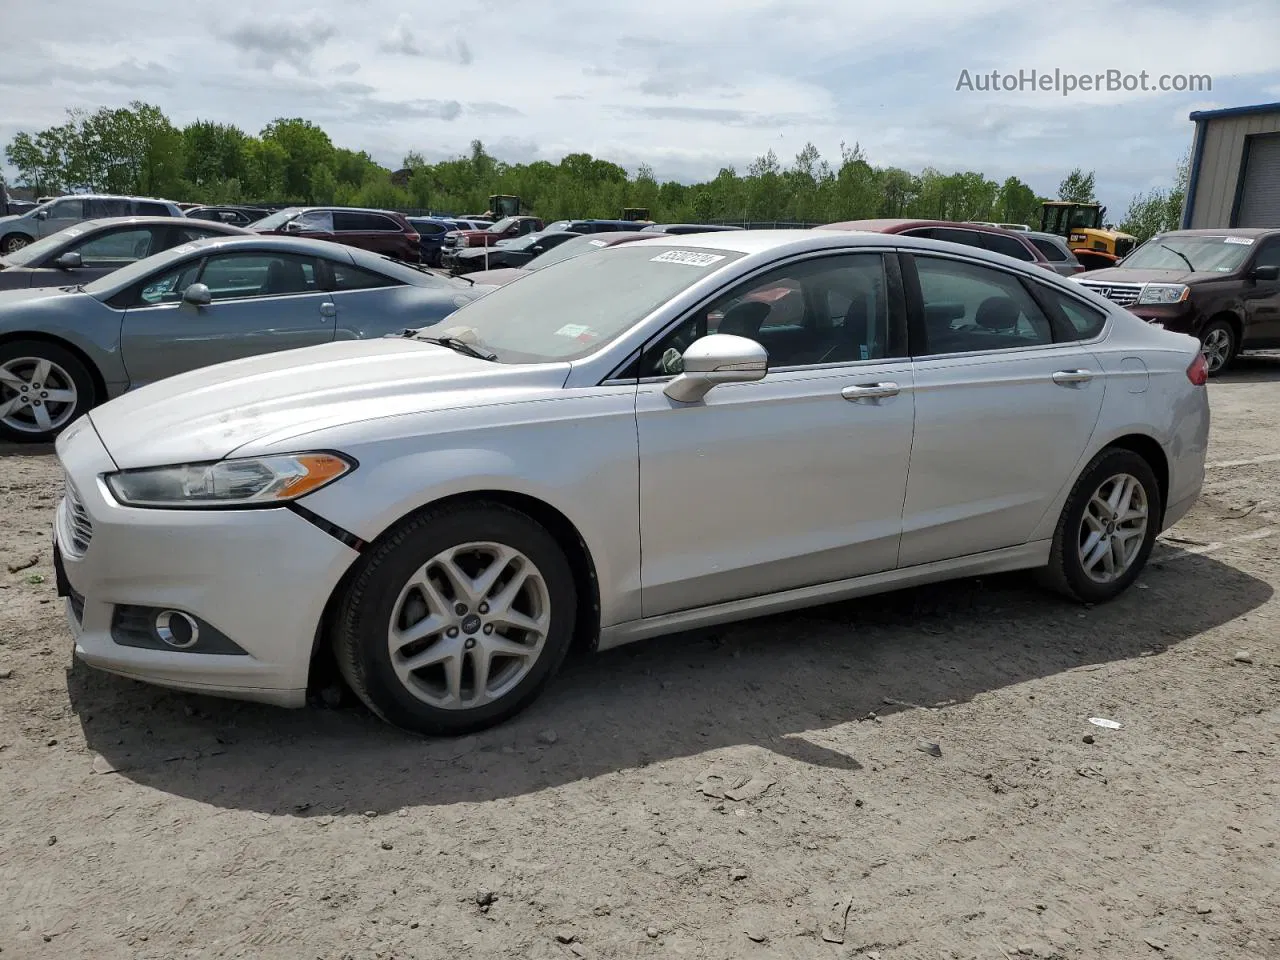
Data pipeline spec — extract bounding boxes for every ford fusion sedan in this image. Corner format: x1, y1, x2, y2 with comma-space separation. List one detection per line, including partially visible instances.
0, 235, 486, 442
0, 217, 249, 291
53, 229, 1209, 736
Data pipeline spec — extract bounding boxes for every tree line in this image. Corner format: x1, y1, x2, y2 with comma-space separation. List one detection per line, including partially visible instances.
3, 101, 1186, 241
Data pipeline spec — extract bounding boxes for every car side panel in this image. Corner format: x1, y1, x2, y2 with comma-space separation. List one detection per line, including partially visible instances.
255, 388, 646, 630
0, 293, 130, 392
330, 286, 471, 340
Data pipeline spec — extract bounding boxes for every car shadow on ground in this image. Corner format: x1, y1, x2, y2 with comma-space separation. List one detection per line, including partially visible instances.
0, 442, 54, 458
67, 546, 1271, 814
1220, 352, 1280, 384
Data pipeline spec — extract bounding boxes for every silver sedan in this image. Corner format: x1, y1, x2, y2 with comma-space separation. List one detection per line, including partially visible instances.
0, 216, 249, 291
0, 235, 488, 442
54, 230, 1209, 735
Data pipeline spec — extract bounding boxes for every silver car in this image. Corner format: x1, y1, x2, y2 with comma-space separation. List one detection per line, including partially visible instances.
53, 230, 1210, 735
0, 235, 487, 442
1024, 230, 1086, 277
0, 195, 184, 253
0, 217, 249, 291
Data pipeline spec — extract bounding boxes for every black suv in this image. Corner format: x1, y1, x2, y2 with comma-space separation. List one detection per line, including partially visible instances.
1075, 228, 1280, 375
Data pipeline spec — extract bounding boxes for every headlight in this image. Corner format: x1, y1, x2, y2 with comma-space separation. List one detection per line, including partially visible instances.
105, 453, 354, 508
1137, 283, 1189, 305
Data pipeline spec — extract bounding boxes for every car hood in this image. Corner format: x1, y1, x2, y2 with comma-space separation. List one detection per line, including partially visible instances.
88, 336, 572, 469
463, 266, 529, 286
1076, 267, 1231, 285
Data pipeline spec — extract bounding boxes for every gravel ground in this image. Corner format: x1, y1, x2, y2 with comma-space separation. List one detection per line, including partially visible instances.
1, 359, 1277, 960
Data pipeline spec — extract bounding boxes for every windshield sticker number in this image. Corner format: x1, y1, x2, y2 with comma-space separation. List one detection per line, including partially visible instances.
555, 323, 592, 337
1223, 236, 1254, 245
651, 250, 727, 267
588, 239, 608, 246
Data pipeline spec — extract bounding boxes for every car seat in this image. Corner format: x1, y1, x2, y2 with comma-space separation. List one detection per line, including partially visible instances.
262, 258, 307, 295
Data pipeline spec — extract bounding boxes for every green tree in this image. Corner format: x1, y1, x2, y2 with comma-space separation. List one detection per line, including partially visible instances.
261, 118, 335, 201
1057, 168, 1097, 203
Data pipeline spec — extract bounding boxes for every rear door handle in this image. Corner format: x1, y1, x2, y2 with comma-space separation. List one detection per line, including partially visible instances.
1052, 369, 1094, 386
841, 382, 900, 401
320, 302, 336, 320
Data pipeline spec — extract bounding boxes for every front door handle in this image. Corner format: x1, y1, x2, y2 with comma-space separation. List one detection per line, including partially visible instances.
1052, 369, 1094, 386
320, 302, 336, 320
841, 382, 900, 401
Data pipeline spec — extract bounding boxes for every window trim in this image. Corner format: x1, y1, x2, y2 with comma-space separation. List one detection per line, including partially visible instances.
601, 248, 910, 384
900, 250, 1111, 360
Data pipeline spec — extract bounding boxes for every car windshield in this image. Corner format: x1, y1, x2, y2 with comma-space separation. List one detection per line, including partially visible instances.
423, 244, 743, 363
1121, 235, 1255, 272
0, 223, 89, 266
249, 208, 302, 231
486, 217, 519, 233
525, 234, 614, 270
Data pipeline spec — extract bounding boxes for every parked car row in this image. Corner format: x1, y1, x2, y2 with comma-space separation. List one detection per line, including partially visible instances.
49, 226, 1210, 736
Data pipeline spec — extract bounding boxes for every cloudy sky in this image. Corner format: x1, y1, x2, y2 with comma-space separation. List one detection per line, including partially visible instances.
2, 0, 1278, 216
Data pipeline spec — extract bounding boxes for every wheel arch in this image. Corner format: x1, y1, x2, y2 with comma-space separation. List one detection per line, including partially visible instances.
308, 488, 603, 693
1201, 309, 1243, 342
1101, 432, 1170, 524
0, 231, 35, 251
0, 331, 108, 410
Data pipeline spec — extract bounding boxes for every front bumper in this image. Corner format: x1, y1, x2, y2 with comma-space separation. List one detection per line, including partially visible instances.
55, 420, 360, 707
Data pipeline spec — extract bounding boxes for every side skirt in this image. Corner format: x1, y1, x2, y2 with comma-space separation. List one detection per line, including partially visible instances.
597, 540, 1052, 651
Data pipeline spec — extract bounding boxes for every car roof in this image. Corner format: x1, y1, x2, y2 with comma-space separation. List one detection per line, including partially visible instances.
1156, 227, 1280, 239
1024, 230, 1070, 244
75, 216, 249, 232
45, 194, 177, 203
616, 228, 1075, 277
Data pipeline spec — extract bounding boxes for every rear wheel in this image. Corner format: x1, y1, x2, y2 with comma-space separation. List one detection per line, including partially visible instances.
1198, 320, 1237, 376
1040, 448, 1161, 603
334, 502, 577, 735
0, 340, 97, 442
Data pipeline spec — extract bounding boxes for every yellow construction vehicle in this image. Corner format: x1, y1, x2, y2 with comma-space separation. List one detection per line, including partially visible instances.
1039, 201, 1138, 271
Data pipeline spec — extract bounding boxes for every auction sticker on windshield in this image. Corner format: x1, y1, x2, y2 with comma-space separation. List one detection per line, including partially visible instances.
1223, 237, 1254, 244
650, 250, 726, 267
555, 323, 592, 337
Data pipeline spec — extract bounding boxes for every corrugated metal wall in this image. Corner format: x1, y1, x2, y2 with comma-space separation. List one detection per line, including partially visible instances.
1188, 111, 1280, 228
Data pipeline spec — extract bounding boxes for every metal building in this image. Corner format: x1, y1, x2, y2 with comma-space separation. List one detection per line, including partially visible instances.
1181, 101, 1280, 229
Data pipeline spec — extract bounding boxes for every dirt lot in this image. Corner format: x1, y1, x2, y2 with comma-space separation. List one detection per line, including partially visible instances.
1, 362, 1278, 960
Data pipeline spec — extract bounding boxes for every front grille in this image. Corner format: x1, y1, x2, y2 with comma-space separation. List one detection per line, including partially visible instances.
61, 474, 93, 555
1077, 280, 1142, 307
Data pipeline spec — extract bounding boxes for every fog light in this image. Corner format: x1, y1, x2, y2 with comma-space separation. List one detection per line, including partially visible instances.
154, 610, 200, 649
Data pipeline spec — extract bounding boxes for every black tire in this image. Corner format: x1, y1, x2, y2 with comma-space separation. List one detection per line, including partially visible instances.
333, 501, 578, 736
0, 233, 34, 255
1198, 319, 1238, 377
1040, 447, 1162, 604
0, 339, 98, 443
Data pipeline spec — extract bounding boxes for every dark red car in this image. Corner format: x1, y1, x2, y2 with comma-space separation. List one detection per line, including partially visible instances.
439, 215, 545, 268
249, 206, 421, 262
821, 219, 1056, 272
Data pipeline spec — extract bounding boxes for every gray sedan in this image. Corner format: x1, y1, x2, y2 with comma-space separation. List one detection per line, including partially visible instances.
0, 235, 488, 442
0, 217, 250, 291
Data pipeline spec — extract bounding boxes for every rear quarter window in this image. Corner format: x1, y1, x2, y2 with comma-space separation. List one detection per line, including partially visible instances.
1031, 238, 1068, 262
982, 233, 1036, 261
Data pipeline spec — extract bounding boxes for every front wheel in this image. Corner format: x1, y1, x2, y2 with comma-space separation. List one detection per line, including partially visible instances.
333, 502, 578, 735
1198, 320, 1237, 376
1040, 448, 1162, 603
0, 233, 33, 254
0, 340, 97, 442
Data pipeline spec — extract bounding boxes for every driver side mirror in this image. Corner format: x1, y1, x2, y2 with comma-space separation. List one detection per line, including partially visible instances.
182, 283, 212, 307
1252, 264, 1279, 282
663, 334, 768, 403
283, 220, 303, 233
54, 251, 83, 269
35, 210, 48, 220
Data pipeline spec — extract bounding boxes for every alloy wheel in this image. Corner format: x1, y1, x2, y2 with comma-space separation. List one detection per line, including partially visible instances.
1077, 473, 1149, 584
1201, 327, 1232, 373
0, 357, 79, 434
387, 541, 551, 710
3, 235, 30, 253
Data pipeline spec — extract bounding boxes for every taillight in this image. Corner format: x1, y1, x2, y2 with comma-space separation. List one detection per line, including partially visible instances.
1186, 353, 1208, 386
1072, 263, 1086, 273
406, 232, 420, 243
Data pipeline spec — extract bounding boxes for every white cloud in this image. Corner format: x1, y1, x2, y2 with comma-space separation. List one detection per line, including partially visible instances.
0, 0, 1276, 217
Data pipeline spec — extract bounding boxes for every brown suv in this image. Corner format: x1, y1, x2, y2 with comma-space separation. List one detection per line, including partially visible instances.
820, 218, 1057, 272
1075, 228, 1280, 375
249, 206, 421, 262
